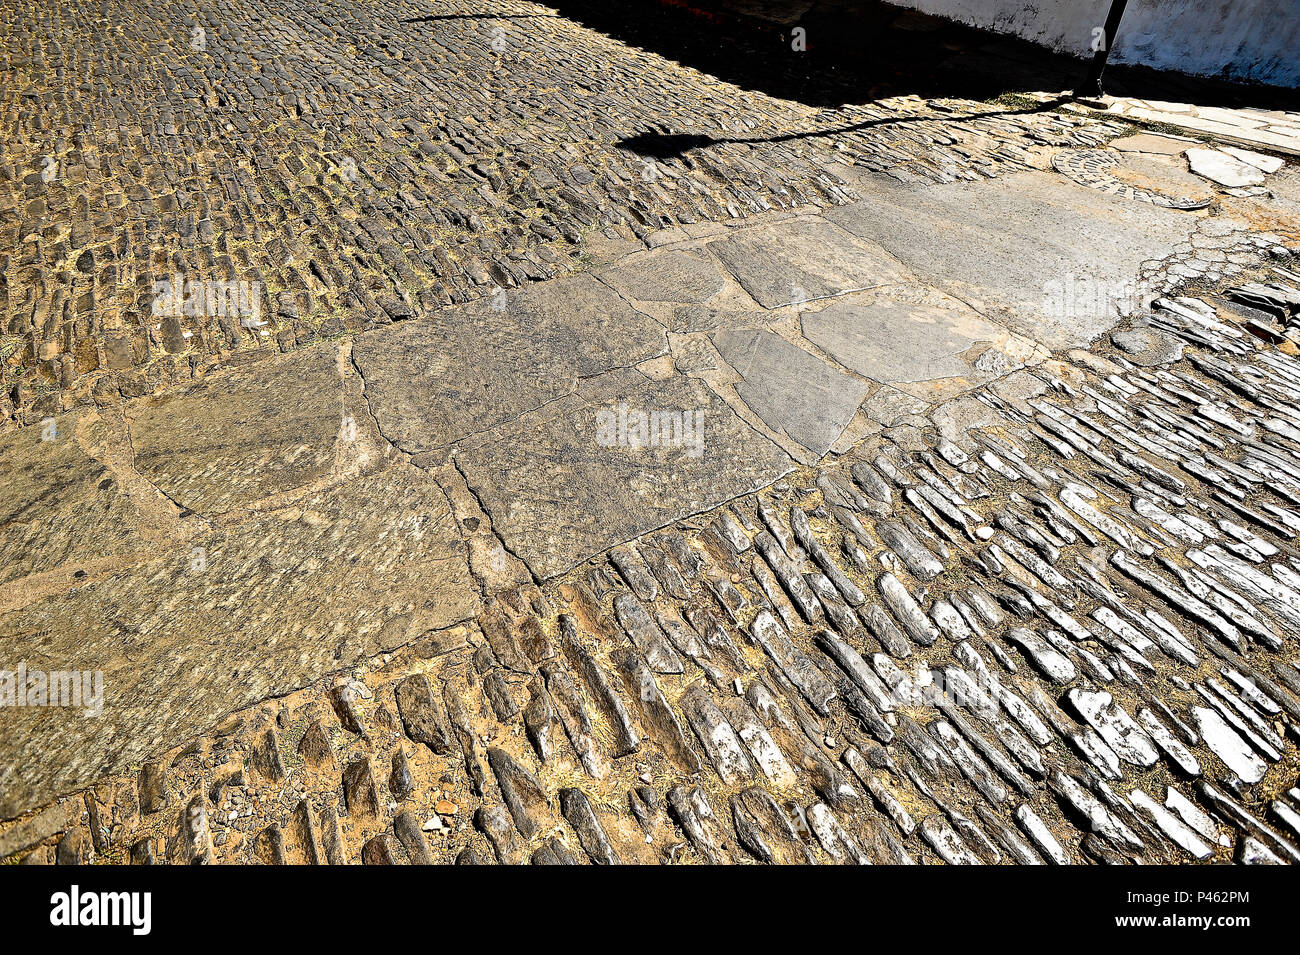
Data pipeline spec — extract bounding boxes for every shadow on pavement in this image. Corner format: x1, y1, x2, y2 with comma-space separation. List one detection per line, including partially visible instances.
616, 96, 1074, 158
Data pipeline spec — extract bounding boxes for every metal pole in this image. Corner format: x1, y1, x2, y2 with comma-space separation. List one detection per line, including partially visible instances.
1077, 0, 1130, 98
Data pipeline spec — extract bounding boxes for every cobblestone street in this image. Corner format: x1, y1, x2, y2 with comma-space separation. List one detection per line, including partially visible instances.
4, 0, 1300, 869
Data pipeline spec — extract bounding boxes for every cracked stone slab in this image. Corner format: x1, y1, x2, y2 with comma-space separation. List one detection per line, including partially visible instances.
1187, 147, 1268, 188
352, 274, 666, 453
706, 218, 912, 308
713, 328, 871, 456
0, 466, 478, 818
801, 289, 1036, 393
824, 170, 1195, 349
598, 250, 726, 303
454, 368, 793, 579
1219, 146, 1285, 175
128, 343, 345, 517
0, 414, 144, 588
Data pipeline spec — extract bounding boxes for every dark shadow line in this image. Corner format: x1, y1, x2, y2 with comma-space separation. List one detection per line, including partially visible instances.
616, 95, 1075, 158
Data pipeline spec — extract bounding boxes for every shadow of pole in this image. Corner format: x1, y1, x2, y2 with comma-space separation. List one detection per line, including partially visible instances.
615, 96, 1076, 159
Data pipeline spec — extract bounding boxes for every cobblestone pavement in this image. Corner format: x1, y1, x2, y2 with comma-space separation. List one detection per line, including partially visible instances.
2, 0, 1126, 421
5, 1, 1300, 865
9, 266, 1300, 865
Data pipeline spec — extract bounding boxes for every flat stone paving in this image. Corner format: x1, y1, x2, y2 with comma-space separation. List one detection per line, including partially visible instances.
823, 170, 1200, 349
4, 0, 1300, 867
713, 327, 872, 455
9, 267, 1300, 866
127, 342, 347, 516
801, 288, 1040, 393
454, 367, 795, 580
1, 465, 479, 817
351, 274, 667, 453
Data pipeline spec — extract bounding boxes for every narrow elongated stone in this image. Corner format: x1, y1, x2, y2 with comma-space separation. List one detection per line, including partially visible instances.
560, 615, 640, 756
877, 572, 939, 646
809, 803, 869, 865
486, 747, 552, 839
717, 696, 797, 788
814, 629, 896, 712
860, 603, 914, 657
1015, 803, 1070, 864
876, 520, 944, 580
559, 788, 620, 864
731, 787, 812, 864
754, 531, 822, 623
679, 685, 754, 785
612, 648, 699, 775
791, 506, 866, 605
920, 815, 980, 865
614, 592, 683, 673
1190, 707, 1266, 783
1067, 688, 1159, 768
750, 610, 836, 715
393, 811, 434, 864
667, 786, 729, 864
1136, 709, 1200, 776
1129, 790, 1211, 860
542, 664, 607, 778
1004, 628, 1076, 683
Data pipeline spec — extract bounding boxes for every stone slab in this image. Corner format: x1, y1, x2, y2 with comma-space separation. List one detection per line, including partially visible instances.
824, 170, 1196, 349
706, 218, 911, 308
352, 274, 666, 453
801, 290, 1033, 388
454, 368, 793, 580
713, 328, 871, 456
1220, 146, 1285, 174
1109, 153, 1216, 204
598, 250, 726, 303
1110, 326, 1185, 366
0, 415, 144, 587
0, 466, 478, 818
1187, 147, 1267, 188
129, 342, 345, 517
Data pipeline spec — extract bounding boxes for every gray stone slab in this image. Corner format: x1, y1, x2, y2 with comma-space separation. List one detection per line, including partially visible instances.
713, 328, 870, 456
598, 250, 726, 303
706, 219, 911, 308
0, 415, 144, 587
454, 368, 793, 580
824, 170, 1196, 348
0, 466, 478, 818
129, 342, 344, 517
352, 274, 666, 452
801, 292, 1018, 385
862, 386, 932, 427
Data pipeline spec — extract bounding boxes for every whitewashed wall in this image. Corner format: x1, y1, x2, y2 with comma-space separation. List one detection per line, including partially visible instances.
893, 0, 1300, 88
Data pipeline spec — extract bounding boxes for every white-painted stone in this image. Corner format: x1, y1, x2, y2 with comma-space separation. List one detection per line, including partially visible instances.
1191, 706, 1267, 783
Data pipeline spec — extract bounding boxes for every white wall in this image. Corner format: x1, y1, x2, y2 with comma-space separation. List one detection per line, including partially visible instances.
894, 0, 1300, 88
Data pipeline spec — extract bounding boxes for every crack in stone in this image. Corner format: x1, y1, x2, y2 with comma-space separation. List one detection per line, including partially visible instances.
450, 455, 542, 588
